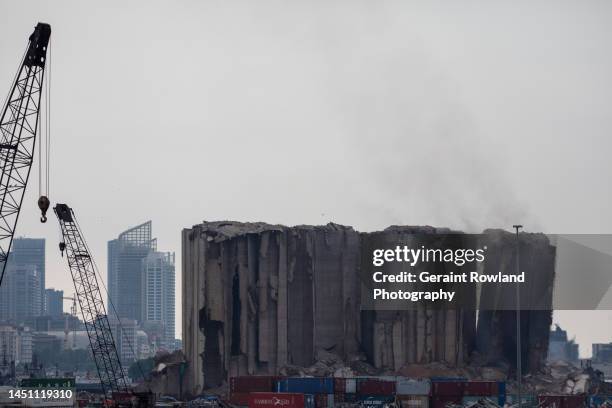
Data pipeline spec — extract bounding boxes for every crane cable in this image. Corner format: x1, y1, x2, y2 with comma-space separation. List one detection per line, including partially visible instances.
37, 37, 51, 223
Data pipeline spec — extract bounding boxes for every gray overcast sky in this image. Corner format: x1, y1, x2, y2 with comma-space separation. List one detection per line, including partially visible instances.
1, 0, 611, 356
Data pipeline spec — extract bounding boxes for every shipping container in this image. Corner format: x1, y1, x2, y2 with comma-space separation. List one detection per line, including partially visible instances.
430, 377, 467, 382
498, 382, 506, 406
589, 395, 612, 408
397, 395, 429, 408
277, 378, 335, 395
334, 379, 346, 395
357, 395, 396, 407
313, 394, 335, 408
538, 394, 587, 408
248, 392, 314, 408
357, 378, 396, 396
463, 381, 499, 396
231, 376, 279, 393
230, 392, 251, 406
431, 381, 464, 397
347, 379, 357, 394
462, 396, 503, 407
344, 394, 358, 403
334, 393, 358, 403
538, 395, 565, 408
396, 378, 431, 396
334, 378, 357, 394
430, 396, 462, 408
538, 395, 587, 408
562, 395, 587, 408
506, 394, 538, 408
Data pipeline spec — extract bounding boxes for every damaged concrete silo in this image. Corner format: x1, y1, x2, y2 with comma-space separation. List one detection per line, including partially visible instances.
182, 222, 556, 396
359, 226, 478, 372
476, 230, 556, 374
182, 222, 364, 393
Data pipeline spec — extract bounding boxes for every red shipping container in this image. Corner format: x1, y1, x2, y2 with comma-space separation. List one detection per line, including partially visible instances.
431, 382, 464, 397
538, 395, 564, 408
431, 396, 462, 408
358, 379, 396, 396
231, 376, 279, 393
335, 378, 346, 393
230, 392, 251, 406
463, 381, 498, 396
314, 394, 329, 408
249, 393, 305, 408
562, 395, 586, 408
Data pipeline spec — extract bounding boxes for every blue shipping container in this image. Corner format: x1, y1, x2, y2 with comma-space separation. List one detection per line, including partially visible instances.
430, 377, 468, 382
506, 394, 538, 408
497, 382, 506, 406
277, 378, 335, 394
396, 378, 431, 396
589, 396, 612, 408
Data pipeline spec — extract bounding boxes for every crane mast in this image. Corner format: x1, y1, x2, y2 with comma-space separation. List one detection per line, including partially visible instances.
0, 23, 51, 287
54, 203, 128, 397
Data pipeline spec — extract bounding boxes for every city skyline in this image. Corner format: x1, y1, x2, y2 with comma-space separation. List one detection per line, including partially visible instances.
1, 221, 179, 346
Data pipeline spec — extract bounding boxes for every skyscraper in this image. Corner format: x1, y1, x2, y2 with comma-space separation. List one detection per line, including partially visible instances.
108, 221, 156, 323
9, 238, 45, 315
44, 289, 64, 317
142, 251, 175, 350
108, 316, 137, 364
0, 265, 42, 323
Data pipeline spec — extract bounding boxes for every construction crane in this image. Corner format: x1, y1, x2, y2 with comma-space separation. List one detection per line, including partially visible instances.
54, 203, 129, 399
0, 22, 52, 289
62, 295, 78, 350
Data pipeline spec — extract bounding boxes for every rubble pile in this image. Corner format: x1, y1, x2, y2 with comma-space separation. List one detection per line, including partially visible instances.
279, 350, 381, 378
398, 361, 507, 381
504, 360, 612, 395
135, 350, 187, 397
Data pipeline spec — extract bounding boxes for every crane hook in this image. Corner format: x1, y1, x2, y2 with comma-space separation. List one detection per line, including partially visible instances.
59, 241, 65, 257
38, 195, 50, 223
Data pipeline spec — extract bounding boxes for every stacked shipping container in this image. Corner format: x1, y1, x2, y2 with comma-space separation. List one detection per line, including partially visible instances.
230, 376, 510, 408
462, 381, 506, 406
396, 379, 430, 408
230, 376, 280, 406
248, 393, 315, 408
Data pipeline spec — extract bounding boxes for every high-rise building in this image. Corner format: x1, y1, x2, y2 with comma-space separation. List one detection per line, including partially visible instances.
0, 264, 42, 323
108, 317, 137, 364
142, 252, 175, 350
108, 221, 156, 323
44, 289, 63, 317
10, 238, 45, 315
0, 325, 33, 366
593, 343, 612, 363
